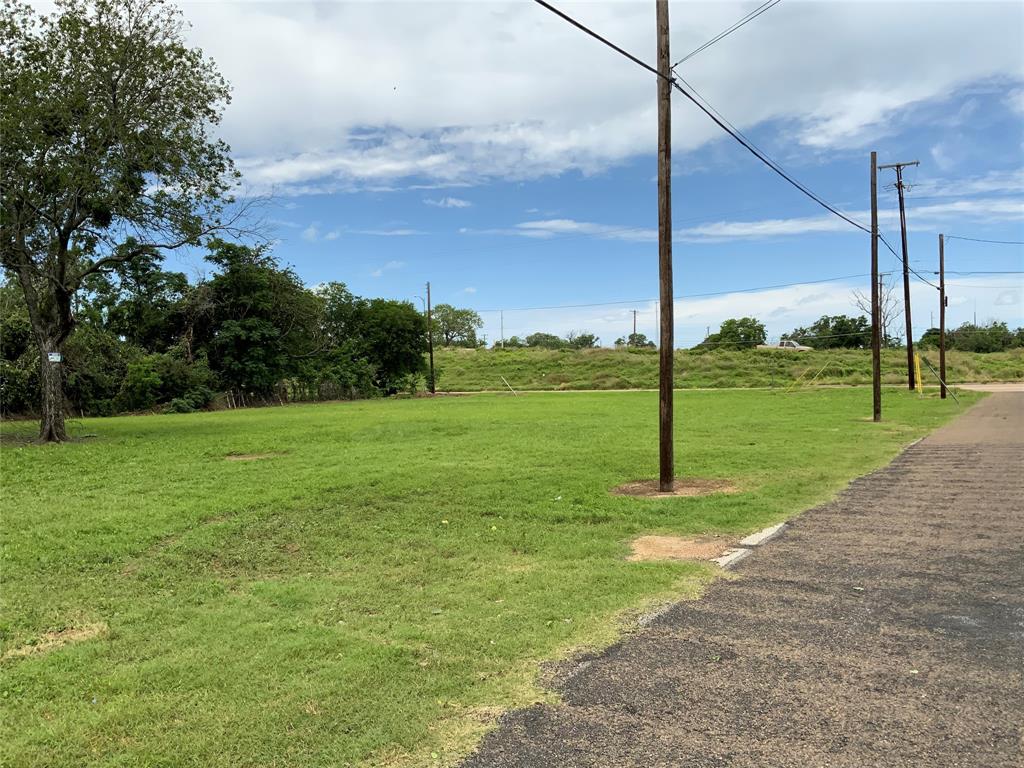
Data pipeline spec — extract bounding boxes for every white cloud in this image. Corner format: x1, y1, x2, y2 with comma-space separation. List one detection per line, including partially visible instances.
1007, 88, 1024, 115
301, 223, 341, 242
463, 286, 477, 294
370, 259, 404, 278
899, 168, 1024, 199
463, 196, 1024, 246
425, 196, 472, 208
176, 1, 1023, 191
350, 228, 423, 237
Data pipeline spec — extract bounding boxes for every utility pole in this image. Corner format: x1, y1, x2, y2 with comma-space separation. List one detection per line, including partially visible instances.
426, 282, 435, 394
870, 151, 881, 422
632, 309, 638, 337
500, 310, 505, 349
939, 234, 947, 399
656, 0, 674, 492
878, 159, 919, 389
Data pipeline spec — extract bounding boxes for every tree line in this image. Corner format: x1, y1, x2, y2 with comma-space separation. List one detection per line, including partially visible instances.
1, 240, 429, 417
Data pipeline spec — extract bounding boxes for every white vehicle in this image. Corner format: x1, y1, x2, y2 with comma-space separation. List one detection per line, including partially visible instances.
756, 339, 814, 351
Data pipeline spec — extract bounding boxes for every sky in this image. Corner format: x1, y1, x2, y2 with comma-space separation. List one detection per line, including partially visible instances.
166, 0, 1023, 346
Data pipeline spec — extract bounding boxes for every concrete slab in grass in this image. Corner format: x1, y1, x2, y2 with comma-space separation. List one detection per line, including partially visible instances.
712, 548, 751, 569
739, 522, 787, 548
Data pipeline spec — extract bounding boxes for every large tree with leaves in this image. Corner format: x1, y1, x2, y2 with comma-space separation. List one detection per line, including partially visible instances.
0, 0, 239, 440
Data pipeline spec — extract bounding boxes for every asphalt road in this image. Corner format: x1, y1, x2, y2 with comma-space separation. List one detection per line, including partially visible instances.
463, 393, 1024, 768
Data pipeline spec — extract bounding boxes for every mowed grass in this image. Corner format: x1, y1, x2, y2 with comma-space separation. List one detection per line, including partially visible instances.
435, 346, 1024, 391
1, 389, 977, 767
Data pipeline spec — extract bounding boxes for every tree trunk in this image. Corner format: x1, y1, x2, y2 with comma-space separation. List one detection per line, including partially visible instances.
37, 340, 68, 442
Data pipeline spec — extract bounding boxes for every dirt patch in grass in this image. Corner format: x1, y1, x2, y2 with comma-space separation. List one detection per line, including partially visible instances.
627, 535, 734, 562
3, 623, 107, 661
224, 452, 283, 461
612, 478, 738, 498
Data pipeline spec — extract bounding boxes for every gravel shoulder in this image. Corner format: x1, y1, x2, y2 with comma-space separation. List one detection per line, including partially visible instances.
463, 393, 1024, 768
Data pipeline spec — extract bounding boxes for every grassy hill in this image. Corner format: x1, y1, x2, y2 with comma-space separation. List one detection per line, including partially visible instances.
435, 346, 1024, 391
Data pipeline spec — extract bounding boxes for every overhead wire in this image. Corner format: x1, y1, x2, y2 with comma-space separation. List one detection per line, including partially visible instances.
476, 272, 876, 313
530, 1, 941, 294
530, 0, 875, 237
945, 236, 1024, 246
672, 0, 782, 68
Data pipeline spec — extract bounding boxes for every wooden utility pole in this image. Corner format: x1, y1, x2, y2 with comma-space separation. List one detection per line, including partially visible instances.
939, 234, 947, 399
632, 309, 638, 336
878, 160, 919, 389
656, 0, 674, 492
426, 281, 435, 393
870, 151, 881, 422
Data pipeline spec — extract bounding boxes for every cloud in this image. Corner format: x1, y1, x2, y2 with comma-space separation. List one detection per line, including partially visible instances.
349, 228, 423, 237
463, 287, 477, 294
370, 260, 404, 278
425, 196, 472, 208
301, 223, 341, 242
178, 1, 1023, 191
464, 197, 1024, 247
898, 168, 1024, 199
1007, 88, 1024, 115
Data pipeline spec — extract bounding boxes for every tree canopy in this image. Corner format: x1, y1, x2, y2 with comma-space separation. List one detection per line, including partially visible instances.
694, 317, 766, 350
431, 304, 483, 348
783, 315, 871, 349
1, 0, 241, 439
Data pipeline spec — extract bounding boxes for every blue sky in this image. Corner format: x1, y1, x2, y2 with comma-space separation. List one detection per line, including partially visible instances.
166, 1, 1023, 347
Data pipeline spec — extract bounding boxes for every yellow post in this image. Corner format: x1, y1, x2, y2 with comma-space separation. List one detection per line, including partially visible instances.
914, 353, 923, 395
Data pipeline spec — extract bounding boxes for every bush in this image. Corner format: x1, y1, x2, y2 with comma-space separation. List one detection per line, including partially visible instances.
167, 397, 196, 414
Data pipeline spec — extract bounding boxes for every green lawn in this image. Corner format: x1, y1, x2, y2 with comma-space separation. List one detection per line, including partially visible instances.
1, 389, 977, 767
435, 346, 1024, 391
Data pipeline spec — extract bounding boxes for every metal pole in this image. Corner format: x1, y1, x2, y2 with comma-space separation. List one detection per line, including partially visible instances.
426, 281, 435, 394
656, 0, 674, 492
939, 234, 947, 399
870, 151, 881, 422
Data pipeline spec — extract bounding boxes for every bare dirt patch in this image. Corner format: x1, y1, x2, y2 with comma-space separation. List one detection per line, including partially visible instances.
224, 452, 283, 461
612, 478, 738, 498
627, 535, 734, 562
3, 623, 107, 661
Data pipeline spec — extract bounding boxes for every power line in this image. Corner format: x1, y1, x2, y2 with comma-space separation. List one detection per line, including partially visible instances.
670, 79, 871, 233
945, 270, 1024, 275
945, 235, 1024, 245
476, 272, 875, 313
876, 232, 938, 290
530, 1, 940, 299
672, 0, 781, 68
531, 0, 662, 79
530, 1, 875, 238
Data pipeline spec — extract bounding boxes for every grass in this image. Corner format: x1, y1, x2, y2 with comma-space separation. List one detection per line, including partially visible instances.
434, 346, 1024, 391
1, 389, 979, 767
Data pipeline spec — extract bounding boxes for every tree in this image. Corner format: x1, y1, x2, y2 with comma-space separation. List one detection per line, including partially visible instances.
783, 314, 870, 349
566, 331, 599, 349
696, 317, 765, 350
492, 335, 525, 349
1, 0, 239, 441
431, 304, 483, 347
852, 276, 901, 347
84, 255, 189, 351
201, 241, 319, 400
525, 332, 566, 350
943, 321, 1020, 353
615, 333, 656, 349
353, 300, 427, 389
